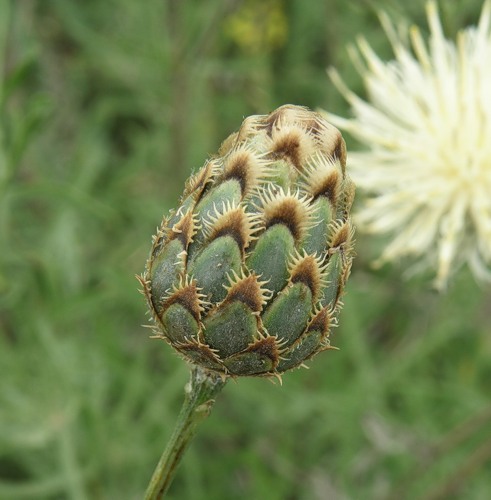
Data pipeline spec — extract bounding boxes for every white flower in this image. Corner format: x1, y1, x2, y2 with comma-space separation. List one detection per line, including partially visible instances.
325, 1, 491, 289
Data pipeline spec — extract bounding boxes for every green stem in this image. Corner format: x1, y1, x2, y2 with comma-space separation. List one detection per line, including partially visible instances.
144, 366, 227, 499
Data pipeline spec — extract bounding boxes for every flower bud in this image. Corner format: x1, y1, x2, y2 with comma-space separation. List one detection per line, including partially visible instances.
140, 105, 355, 377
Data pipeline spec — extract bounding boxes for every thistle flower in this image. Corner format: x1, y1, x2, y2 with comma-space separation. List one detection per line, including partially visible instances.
140, 105, 354, 378
326, 1, 491, 289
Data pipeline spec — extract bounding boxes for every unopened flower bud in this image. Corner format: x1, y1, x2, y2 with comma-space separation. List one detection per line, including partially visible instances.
140, 105, 355, 378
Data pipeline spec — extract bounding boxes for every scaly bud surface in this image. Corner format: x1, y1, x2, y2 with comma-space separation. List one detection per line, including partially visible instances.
140, 105, 355, 378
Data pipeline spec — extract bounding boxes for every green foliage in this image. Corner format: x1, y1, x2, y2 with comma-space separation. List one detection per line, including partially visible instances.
1, 0, 490, 498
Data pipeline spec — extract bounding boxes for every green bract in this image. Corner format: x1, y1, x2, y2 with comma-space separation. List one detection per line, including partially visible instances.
140, 105, 355, 378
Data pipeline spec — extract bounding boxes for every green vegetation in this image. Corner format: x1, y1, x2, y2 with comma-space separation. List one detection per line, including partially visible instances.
1, 1, 490, 499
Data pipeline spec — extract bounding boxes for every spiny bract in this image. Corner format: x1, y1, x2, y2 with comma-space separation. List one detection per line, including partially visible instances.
140, 105, 355, 378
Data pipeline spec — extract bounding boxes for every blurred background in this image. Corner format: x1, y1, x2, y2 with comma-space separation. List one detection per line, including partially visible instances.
1, 0, 490, 498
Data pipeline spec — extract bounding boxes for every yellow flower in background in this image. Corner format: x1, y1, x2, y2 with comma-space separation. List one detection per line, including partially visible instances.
224, 0, 287, 54
326, 1, 491, 289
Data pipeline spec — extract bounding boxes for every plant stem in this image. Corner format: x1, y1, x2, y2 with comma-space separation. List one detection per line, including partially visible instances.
144, 366, 227, 499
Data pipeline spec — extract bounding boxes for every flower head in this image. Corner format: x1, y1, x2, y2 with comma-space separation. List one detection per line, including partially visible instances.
326, 1, 491, 289
140, 105, 355, 378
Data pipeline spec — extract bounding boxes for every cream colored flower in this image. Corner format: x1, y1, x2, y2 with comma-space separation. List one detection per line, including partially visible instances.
325, 1, 491, 289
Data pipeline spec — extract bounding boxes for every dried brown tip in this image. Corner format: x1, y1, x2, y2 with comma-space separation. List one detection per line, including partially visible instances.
236, 115, 263, 142
203, 201, 261, 254
288, 251, 327, 302
137, 274, 162, 325
314, 120, 347, 168
337, 177, 356, 221
150, 215, 172, 259
306, 306, 331, 337
176, 339, 226, 373
329, 220, 354, 252
261, 107, 287, 136
167, 209, 199, 248
182, 159, 219, 201
218, 132, 239, 156
222, 146, 270, 197
270, 123, 316, 171
259, 186, 315, 241
244, 335, 281, 369
303, 153, 343, 205
261, 104, 313, 136
222, 271, 272, 313
161, 277, 206, 322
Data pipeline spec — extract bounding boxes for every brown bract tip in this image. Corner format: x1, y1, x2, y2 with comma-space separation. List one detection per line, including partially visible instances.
329, 220, 354, 252
218, 132, 239, 156
150, 216, 171, 258
222, 146, 270, 197
245, 335, 281, 368
136, 274, 163, 326
338, 177, 356, 220
260, 107, 286, 136
260, 186, 315, 241
288, 251, 327, 302
261, 105, 313, 136
182, 159, 219, 201
222, 270, 272, 312
203, 201, 261, 254
306, 306, 332, 336
314, 121, 347, 168
236, 115, 263, 142
161, 277, 206, 322
303, 153, 342, 204
270, 123, 316, 171
167, 209, 199, 249
175, 339, 226, 372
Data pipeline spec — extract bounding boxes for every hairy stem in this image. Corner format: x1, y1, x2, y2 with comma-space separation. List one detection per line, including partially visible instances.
144, 366, 227, 499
